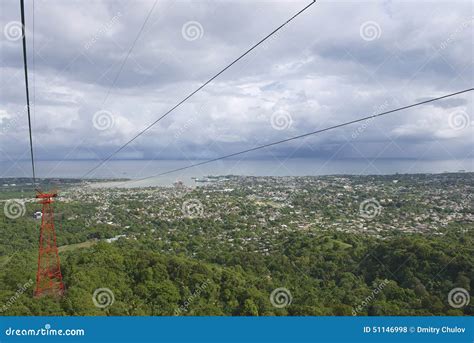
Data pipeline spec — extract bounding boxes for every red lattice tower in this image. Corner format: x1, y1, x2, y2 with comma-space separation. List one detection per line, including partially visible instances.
34, 192, 64, 297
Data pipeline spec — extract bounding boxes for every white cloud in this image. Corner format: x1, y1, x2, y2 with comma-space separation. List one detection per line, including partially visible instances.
0, 0, 472, 168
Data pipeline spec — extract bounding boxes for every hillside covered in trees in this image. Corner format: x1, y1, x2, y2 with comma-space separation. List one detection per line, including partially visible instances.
0, 174, 472, 316
0, 232, 472, 316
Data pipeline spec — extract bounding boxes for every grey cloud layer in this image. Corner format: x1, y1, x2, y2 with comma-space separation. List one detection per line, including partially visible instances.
0, 0, 472, 165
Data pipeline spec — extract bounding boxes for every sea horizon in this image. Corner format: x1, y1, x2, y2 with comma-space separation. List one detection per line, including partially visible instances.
1, 158, 473, 187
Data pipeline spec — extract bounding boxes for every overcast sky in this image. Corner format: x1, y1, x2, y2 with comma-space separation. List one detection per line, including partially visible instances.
0, 0, 472, 171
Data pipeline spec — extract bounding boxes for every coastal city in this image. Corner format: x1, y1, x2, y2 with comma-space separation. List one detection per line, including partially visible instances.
0, 172, 472, 317
10, 172, 469, 256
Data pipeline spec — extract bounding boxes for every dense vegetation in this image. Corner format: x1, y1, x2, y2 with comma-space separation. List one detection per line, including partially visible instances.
0, 175, 472, 316
0, 230, 472, 316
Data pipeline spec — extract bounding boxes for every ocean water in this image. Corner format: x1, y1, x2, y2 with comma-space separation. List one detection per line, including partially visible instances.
0, 158, 472, 187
